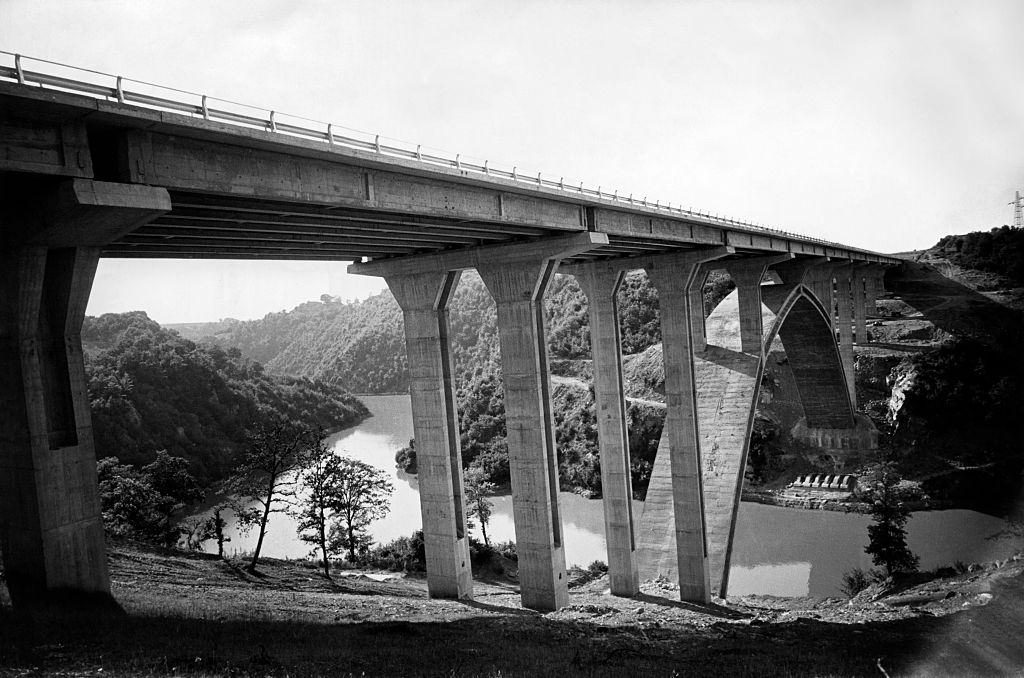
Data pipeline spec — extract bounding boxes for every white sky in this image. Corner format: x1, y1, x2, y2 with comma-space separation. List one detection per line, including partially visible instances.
3, 0, 1022, 323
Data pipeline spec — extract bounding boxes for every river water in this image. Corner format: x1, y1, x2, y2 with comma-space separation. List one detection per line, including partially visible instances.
206, 394, 1024, 598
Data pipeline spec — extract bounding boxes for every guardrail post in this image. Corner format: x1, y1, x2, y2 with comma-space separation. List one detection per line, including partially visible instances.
201, 95, 209, 120
15, 54, 24, 84
116, 76, 124, 104
327, 123, 334, 145
269, 111, 277, 132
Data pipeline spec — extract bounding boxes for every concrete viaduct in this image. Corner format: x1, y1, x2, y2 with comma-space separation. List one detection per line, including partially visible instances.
0, 57, 899, 611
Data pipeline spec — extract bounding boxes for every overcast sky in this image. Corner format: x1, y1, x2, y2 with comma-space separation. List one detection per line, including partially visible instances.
3, 1, 1022, 323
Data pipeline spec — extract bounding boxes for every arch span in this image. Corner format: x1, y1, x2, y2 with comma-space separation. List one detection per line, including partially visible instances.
636, 281, 856, 596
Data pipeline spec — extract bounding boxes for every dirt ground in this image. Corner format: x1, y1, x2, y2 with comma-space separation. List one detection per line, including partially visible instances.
3, 543, 1024, 677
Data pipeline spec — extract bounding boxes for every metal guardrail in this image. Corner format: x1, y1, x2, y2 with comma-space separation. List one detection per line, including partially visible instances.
0, 50, 880, 255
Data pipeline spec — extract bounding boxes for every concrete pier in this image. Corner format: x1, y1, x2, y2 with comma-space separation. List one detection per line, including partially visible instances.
477, 259, 568, 611
0, 180, 169, 607
644, 254, 716, 603
385, 271, 473, 599
852, 266, 869, 344
574, 265, 639, 597
0, 247, 110, 606
834, 266, 857, 405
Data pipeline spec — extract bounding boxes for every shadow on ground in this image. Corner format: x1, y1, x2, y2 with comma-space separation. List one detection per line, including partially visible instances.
0, 597, 945, 677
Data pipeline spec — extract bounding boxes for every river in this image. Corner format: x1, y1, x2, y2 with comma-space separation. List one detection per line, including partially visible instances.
204, 394, 1024, 598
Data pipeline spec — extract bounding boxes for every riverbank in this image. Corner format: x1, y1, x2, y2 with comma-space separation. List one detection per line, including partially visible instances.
741, 489, 956, 514
2, 541, 1023, 676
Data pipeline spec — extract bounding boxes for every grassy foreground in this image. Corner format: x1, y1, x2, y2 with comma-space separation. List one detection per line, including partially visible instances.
1, 543, 1022, 677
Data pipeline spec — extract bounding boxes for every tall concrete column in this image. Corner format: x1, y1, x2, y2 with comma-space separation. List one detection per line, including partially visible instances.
385, 271, 472, 599
1, 179, 169, 608
834, 266, 857, 406
865, 269, 886, 315
852, 266, 869, 344
688, 265, 711, 353
813, 269, 835, 327
574, 265, 639, 597
0, 247, 109, 606
645, 260, 711, 603
726, 265, 767, 356
477, 259, 568, 611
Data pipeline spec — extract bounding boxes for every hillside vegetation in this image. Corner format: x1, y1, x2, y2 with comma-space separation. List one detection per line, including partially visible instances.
84, 312, 368, 483
181, 271, 732, 495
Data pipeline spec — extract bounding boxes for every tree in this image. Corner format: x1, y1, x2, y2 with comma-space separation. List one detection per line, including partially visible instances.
225, 419, 317, 571
464, 466, 496, 548
864, 463, 919, 576
142, 450, 205, 546
188, 504, 232, 557
96, 454, 203, 544
394, 438, 417, 473
328, 456, 394, 562
292, 432, 344, 577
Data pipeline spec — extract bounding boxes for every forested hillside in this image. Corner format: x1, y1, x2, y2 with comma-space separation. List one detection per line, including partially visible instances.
84, 312, 368, 483
933, 225, 1024, 285
177, 271, 733, 495
184, 271, 734, 394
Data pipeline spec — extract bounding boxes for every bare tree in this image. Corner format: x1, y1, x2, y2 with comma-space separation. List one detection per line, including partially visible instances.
226, 419, 315, 571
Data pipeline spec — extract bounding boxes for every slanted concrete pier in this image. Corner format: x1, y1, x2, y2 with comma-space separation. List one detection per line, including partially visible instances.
0, 179, 169, 607
384, 270, 473, 599
573, 265, 639, 597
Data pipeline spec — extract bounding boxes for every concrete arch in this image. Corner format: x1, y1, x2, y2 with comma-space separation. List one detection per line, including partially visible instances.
637, 280, 856, 597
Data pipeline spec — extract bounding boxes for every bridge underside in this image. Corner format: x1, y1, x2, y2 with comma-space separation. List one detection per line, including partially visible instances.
0, 79, 897, 611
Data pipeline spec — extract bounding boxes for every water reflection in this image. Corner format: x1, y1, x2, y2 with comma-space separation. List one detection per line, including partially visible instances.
205, 394, 1023, 598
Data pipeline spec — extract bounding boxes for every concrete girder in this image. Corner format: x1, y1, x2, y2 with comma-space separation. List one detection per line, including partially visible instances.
348, 232, 607, 277
383, 270, 472, 600
6, 179, 171, 248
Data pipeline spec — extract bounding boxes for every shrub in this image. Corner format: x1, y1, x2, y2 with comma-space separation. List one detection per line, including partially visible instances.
357, 531, 426, 572
495, 540, 518, 562
394, 439, 417, 474
841, 568, 871, 598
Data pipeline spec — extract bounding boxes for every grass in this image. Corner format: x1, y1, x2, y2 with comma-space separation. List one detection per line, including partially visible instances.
0, 543, 952, 677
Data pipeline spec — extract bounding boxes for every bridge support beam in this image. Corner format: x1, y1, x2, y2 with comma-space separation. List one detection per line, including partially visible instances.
644, 252, 734, 603
865, 268, 887, 316
477, 260, 568, 611
384, 271, 472, 600
1, 179, 169, 609
353, 233, 606, 612
834, 266, 857, 405
852, 265, 869, 344
0, 247, 110, 607
574, 266, 639, 597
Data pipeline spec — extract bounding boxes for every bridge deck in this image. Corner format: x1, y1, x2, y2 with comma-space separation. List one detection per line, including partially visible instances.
0, 65, 899, 266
